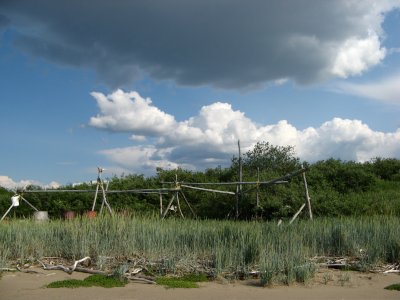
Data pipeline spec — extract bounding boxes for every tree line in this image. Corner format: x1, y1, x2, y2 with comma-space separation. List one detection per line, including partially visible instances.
1, 142, 399, 220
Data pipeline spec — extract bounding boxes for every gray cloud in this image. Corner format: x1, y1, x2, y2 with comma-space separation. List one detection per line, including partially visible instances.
0, 14, 9, 28
1, 0, 398, 88
0, 14, 10, 35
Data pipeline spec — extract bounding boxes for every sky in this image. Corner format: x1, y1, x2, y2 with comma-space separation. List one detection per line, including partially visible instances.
0, 0, 400, 189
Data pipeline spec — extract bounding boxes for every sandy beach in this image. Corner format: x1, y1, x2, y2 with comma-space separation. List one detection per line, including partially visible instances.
0, 268, 399, 300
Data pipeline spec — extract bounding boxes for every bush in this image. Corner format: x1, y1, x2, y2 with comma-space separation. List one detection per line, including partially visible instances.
308, 159, 376, 194
371, 158, 400, 181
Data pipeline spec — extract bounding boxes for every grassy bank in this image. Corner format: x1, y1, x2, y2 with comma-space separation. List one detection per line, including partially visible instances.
0, 216, 399, 284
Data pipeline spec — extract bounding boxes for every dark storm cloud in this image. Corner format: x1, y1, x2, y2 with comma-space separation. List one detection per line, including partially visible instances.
0, 14, 9, 29
0, 0, 394, 88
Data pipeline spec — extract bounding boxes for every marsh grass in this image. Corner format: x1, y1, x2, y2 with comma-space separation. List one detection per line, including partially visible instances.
322, 272, 333, 285
338, 272, 351, 286
0, 215, 399, 285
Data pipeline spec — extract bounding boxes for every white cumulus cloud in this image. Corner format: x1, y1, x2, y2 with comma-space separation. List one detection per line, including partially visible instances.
89, 89, 176, 135
331, 31, 386, 78
0, 175, 60, 190
297, 118, 400, 162
99, 146, 181, 173
90, 90, 400, 175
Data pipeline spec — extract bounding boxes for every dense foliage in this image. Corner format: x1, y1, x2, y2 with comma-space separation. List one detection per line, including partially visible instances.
1, 142, 399, 220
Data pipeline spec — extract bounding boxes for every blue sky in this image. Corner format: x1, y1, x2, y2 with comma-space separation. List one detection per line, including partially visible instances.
0, 1, 399, 188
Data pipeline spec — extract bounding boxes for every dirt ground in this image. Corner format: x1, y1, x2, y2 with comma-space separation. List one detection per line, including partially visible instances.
0, 268, 399, 300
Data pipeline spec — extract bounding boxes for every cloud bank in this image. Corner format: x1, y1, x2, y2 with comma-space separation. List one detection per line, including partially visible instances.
0, 175, 60, 190
1, 0, 399, 88
90, 90, 400, 175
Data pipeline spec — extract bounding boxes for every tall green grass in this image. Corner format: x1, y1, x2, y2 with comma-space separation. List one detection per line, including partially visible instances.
0, 216, 399, 284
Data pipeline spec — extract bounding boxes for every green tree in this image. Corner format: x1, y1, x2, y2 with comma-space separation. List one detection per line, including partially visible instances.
230, 142, 303, 220
308, 159, 376, 194
371, 158, 400, 181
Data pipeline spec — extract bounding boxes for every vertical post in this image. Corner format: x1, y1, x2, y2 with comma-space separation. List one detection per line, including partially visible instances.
105, 181, 112, 214
301, 164, 313, 220
236, 140, 242, 219
100, 181, 105, 214
176, 192, 184, 219
159, 193, 163, 218
92, 170, 101, 212
256, 167, 260, 208
92, 183, 99, 211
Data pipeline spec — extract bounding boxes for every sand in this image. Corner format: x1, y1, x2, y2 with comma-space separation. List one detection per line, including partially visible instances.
0, 268, 399, 300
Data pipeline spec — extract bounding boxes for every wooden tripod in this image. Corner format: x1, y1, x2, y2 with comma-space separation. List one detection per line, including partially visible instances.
91, 167, 112, 214
1, 194, 39, 221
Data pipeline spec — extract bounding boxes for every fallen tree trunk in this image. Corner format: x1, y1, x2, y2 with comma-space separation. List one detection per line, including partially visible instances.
38, 257, 93, 275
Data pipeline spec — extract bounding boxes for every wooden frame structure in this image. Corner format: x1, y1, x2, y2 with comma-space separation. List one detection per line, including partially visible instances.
1, 140, 314, 223
159, 166, 312, 222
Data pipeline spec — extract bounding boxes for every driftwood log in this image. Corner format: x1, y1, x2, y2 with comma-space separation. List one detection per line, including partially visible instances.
37, 257, 109, 275
383, 264, 400, 274
35, 257, 156, 284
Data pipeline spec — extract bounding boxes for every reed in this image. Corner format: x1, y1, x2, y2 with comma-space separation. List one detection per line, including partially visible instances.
0, 215, 399, 284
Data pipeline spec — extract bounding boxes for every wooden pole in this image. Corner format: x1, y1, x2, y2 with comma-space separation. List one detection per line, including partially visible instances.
256, 167, 260, 208
256, 167, 260, 220
180, 191, 197, 218
236, 140, 242, 219
100, 181, 105, 214
176, 192, 184, 219
100, 181, 112, 214
159, 193, 163, 218
301, 164, 313, 220
20, 196, 39, 211
181, 185, 235, 195
289, 203, 306, 224
0, 204, 14, 221
162, 194, 176, 219
161, 181, 287, 186
92, 182, 100, 211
